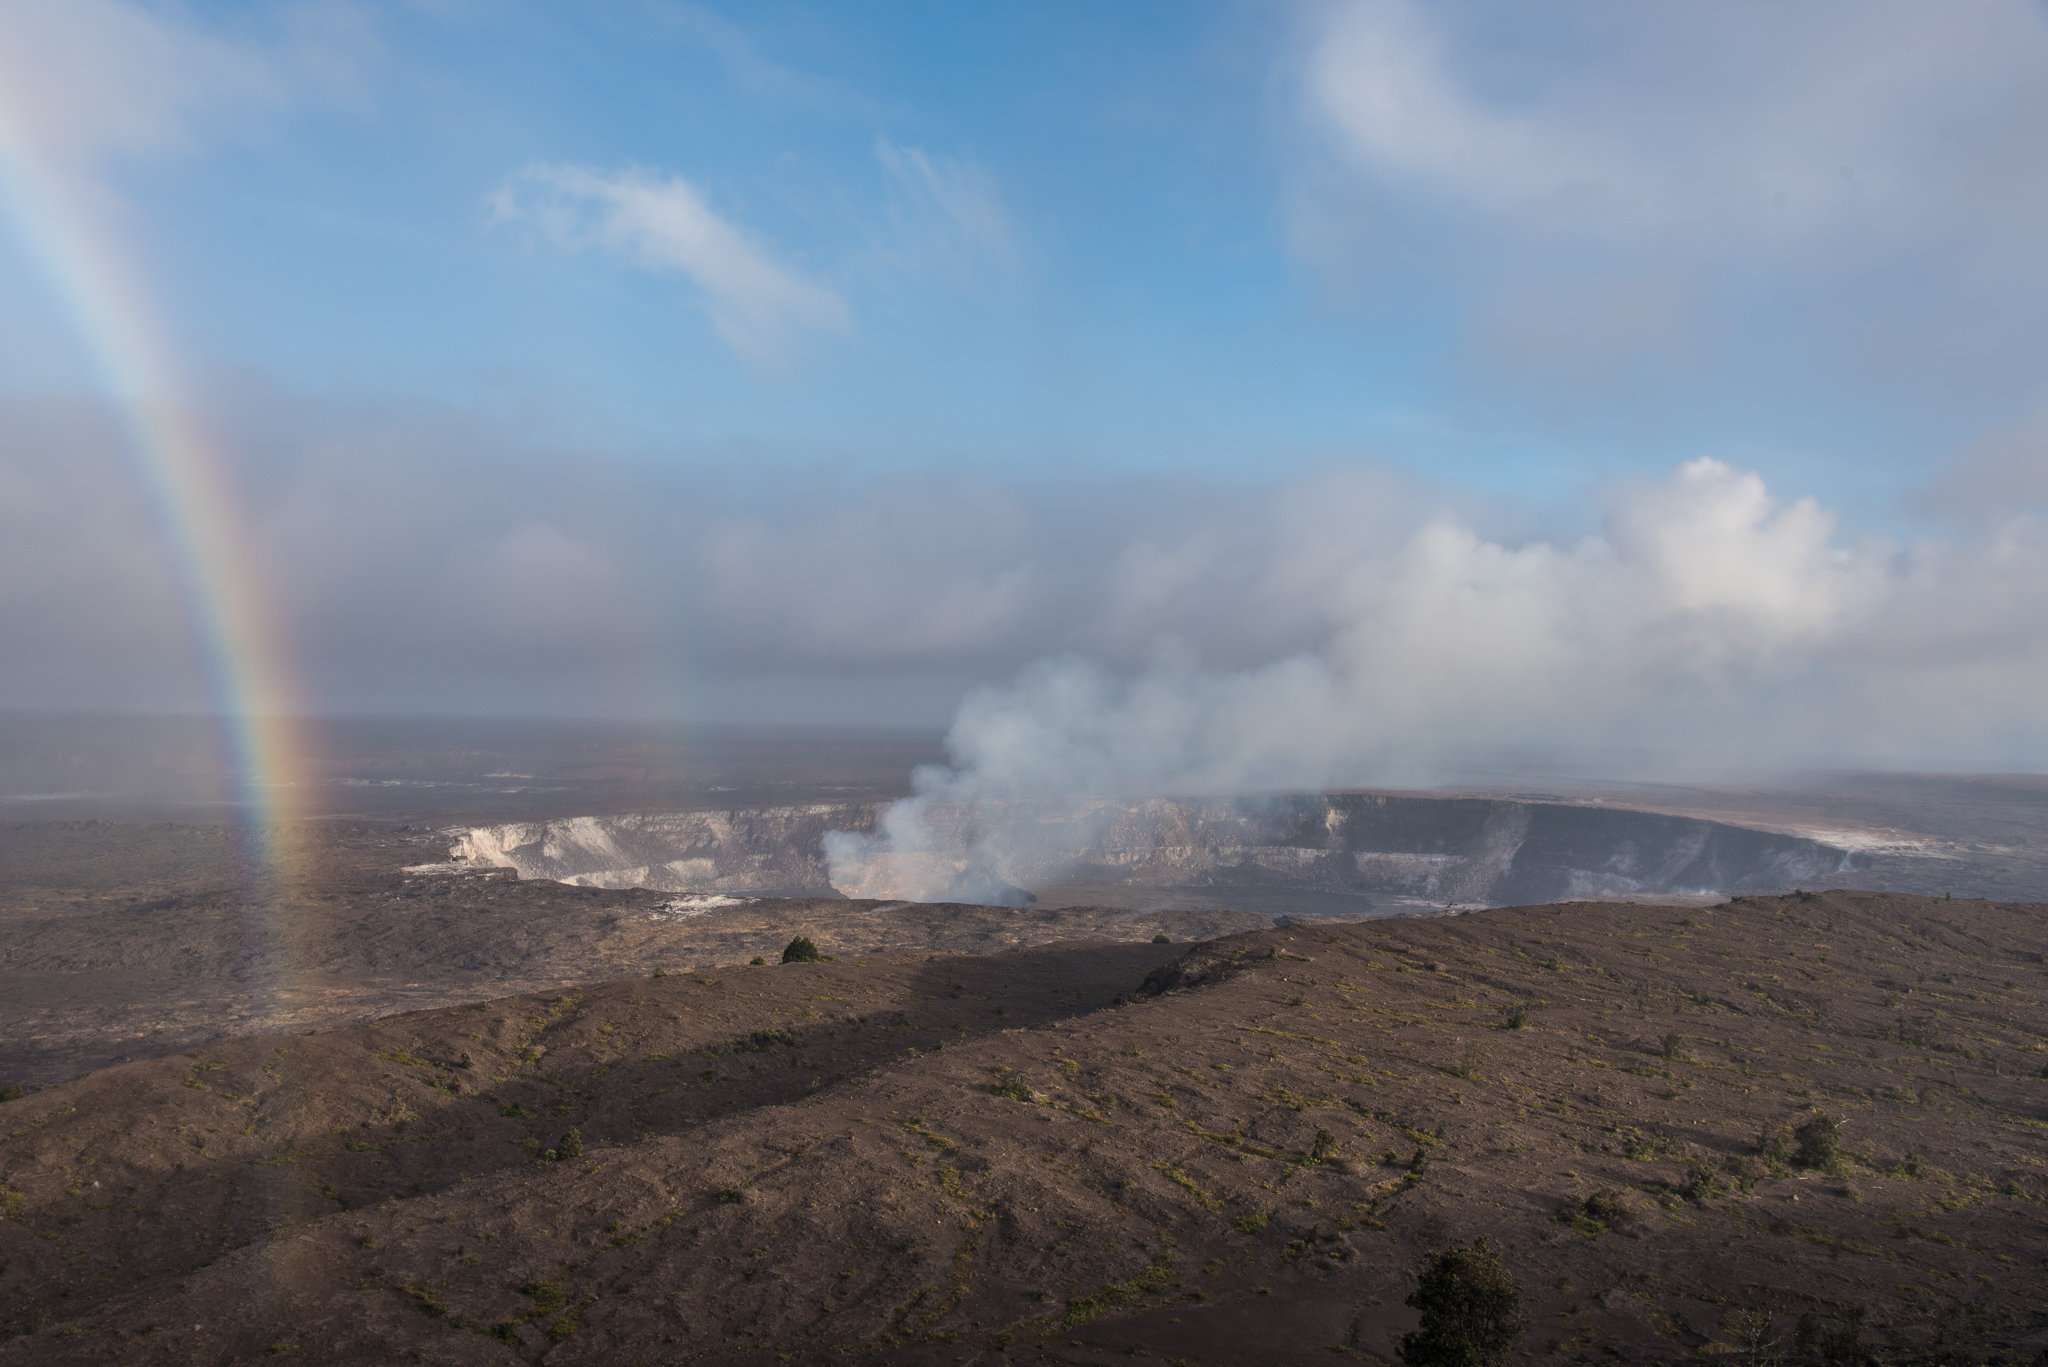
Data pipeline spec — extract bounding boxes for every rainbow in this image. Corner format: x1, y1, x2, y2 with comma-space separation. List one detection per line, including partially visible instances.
0, 106, 310, 863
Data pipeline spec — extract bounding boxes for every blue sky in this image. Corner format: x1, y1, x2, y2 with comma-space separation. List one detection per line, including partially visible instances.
4, 0, 2048, 770
12, 0, 2038, 503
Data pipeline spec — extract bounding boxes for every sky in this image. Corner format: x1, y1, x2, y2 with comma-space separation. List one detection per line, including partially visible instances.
3, 0, 2048, 784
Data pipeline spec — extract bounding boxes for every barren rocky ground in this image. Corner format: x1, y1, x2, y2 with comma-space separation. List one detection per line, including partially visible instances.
0, 821, 1262, 1087
2, 887, 2043, 1365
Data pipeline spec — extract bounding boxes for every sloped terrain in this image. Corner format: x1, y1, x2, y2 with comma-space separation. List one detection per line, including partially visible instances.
2, 889, 2043, 1365
0, 820, 1265, 1086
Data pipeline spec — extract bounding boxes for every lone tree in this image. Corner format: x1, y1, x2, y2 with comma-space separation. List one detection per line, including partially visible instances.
782, 936, 823, 964
1793, 1113, 1842, 1172
1399, 1237, 1525, 1367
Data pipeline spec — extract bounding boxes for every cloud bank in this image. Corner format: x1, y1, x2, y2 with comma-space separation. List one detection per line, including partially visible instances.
1292, 0, 2048, 400
6, 384, 2044, 770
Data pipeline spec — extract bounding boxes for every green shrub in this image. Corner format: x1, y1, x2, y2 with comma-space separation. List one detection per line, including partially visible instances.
1658, 1033, 1685, 1061
749, 956, 766, 966
1231, 1213, 1268, 1234
1499, 1006, 1529, 1030
1309, 1129, 1339, 1164
1398, 1237, 1524, 1367
1793, 1113, 1842, 1173
1559, 1188, 1628, 1237
782, 936, 823, 964
1678, 1159, 1724, 1203
522, 1279, 566, 1315
1758, 1122, 1794, 1168
727, 1028, 800, 1053
0, 1083, 22, 1102
989, 1076, 1037, 1103
555, 1128, 583, 1160
1153, 933, 1172, 944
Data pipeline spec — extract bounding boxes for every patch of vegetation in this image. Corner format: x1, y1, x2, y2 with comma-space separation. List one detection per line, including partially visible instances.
1794, 1305, 1867, 1366
989, 1074, 1039, 1103
0, 1084, 24, 1102
1138, 948, 1245, 996
1678, 1159, 1725, 1203
1558, 1189, 1628, 1237
782, 936, 823, 964
1398, 1237, 1525, 1367
1231, 1212, 1269, 1234
1498, 1005, 1530, 1031
1793, 1113, 1844, 1174
522, 1279, 567, 1315
1064, 1248, 1175, 1327
704, 1028, 801, 1056
1153, 933, 1172, 944
395, 1284, 450, 1319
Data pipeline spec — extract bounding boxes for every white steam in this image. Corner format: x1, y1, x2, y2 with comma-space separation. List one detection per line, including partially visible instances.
823, 455, 2048, 902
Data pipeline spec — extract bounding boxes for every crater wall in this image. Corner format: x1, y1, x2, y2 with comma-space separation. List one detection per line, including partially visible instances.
444, 792, 1857, 909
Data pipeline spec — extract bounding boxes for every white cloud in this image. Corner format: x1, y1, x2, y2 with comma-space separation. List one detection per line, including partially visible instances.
493, 163, 851, 363
873, 137, 1016, 285
8, 385, 2046, 767
1300, 0, 2048, 251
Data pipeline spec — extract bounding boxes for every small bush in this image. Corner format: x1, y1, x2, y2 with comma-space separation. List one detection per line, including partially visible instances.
522, 1279, 567, 1315
749, 956, 766, 966
1153, 933, 1172, 944
1658, 1033, 1685, 1061
989, 1076, 1037, 1103
1499, 1006, 1529, 1030
499, 1102, 526, 1119
782, 936, 823, 964
1757, 1122, 1794, 1168
1559, 1189, 1627, 1236
1398, 1237, 1524, 1367
1231, 1212, 1269, 1234
1722, 1309, 1780, 1365
1793, 1113, 1842, 1173
1309, 1129, 1339, 1164
0, 1083, 22, 1102
555, 1128, 583, 1161
1794, 1306, 1866, 1366
1678, 1159, 1724, 1203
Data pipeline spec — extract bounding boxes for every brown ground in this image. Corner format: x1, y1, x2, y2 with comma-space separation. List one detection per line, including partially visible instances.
2, 888, 2043, 1365
0, 821, 1264, 1087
